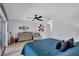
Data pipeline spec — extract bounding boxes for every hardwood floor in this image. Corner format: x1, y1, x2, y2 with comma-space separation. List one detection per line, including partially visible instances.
4, 41, 27, 56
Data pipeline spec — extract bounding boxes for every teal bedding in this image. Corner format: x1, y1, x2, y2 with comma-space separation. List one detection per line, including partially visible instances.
21, 38, 79, 56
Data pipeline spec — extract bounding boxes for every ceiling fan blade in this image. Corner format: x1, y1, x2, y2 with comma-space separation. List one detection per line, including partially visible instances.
32, 18, 35, 21
37, 18, 43, 21
38, 16, 42, 18
27, 17, 34, 19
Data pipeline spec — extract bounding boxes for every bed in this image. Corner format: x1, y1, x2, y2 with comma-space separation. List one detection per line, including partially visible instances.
21, 38, 79, 56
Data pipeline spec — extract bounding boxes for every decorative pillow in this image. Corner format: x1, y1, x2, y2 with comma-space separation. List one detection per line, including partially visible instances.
68, 38, 74, 47
32, 33, 41, 40
56, 40, 64, 49
60, 41, 70, 52
60, 38, 74, 52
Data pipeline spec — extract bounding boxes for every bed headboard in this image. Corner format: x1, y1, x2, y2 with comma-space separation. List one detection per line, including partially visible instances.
18, 32, 33, 42
18, 32, 41, 42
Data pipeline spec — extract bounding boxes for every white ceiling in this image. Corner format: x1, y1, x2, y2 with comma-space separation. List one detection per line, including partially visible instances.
3, 3, 79, 26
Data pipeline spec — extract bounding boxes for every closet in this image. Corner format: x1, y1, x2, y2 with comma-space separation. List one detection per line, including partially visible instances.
0, 16, 6, 56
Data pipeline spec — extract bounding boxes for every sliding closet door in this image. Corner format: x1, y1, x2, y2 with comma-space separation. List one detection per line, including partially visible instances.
0, 16, 5, 56
0, 16, 1, 55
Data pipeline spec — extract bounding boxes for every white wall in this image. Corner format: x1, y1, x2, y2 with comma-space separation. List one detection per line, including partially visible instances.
52, 14, 79, 42
8, 20, 51, 39
4, 3, 79, 42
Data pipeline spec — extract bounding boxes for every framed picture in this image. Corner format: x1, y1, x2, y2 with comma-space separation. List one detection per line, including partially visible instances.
38, 24, 44, 32
19, 26, 29, 30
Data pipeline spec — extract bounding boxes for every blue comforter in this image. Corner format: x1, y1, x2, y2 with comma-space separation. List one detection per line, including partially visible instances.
21, 38, 79, 56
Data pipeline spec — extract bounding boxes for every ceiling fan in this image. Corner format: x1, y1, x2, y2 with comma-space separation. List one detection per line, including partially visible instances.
27, 14, 43, 21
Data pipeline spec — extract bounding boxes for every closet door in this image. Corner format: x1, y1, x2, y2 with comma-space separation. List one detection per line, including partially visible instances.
0, 16, 5, 56
0, 16, 2, 55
